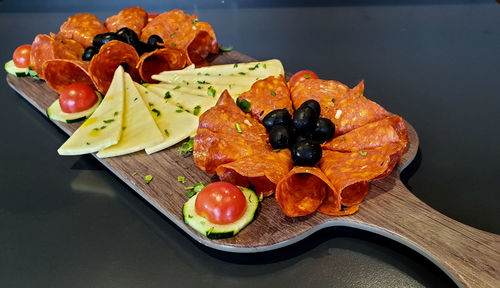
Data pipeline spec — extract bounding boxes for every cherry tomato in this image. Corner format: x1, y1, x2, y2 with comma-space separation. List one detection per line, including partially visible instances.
12, 44, 32, 68
147, 13, 159, 22
288, 70, 319, 88
195, 182, 247, 225
59, 83, 98, 113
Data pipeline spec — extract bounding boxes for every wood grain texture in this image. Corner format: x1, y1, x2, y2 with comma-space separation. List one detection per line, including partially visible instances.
6, 50, 499, 288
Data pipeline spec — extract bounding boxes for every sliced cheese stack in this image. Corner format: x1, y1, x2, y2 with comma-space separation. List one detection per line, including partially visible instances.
96, 72, 164, 158
134, 83, 199, 154
151, 59, 285, 101
58, 66, 126, 155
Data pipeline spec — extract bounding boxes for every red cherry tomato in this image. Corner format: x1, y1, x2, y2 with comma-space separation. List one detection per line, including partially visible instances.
59, 83, 98, 113
195, 182, 247, 225
147, 13, 159, 22
12, 44, 32, 68
288, 70, 319, 88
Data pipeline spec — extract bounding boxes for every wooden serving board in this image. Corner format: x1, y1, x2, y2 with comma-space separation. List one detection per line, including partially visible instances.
7, 51, 500, 288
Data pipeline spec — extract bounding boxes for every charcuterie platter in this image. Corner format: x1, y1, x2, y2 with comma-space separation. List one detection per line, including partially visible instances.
5, 7, 499, 288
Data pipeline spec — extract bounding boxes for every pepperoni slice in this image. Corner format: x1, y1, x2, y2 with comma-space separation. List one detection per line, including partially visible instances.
30, 34, 83, 79
237, 75, 293, 122
58, 13, 108, 48
105, 7, 148, 36
43, 60, 96, 93
88, 40, 139, 94
137, 47, 189, 83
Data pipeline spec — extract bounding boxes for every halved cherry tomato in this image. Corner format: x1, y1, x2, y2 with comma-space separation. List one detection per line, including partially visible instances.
12, 44, 32, 68
288, 70, 319, 88
147, 13, 159, 22
59, 83, 98, 113
195, 182, 247, 225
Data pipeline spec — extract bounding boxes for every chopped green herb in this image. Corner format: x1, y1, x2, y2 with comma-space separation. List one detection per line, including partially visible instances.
144, 174, 153, 184
193, 105, 201, 116
170, 43, 176, 47
200, 221, 206, 225
197, 72, 202, 76
122, 126, 126, 131
134, 97, 138, 101
238, 72, 246, 75
219, 45, 233, 52
207, 86, 216, 97
164, 91, 171, 99
152, 108, 161, 117
197, 80, 210, 84
341, 136, 346, 143
100, 126, 107, 130
103, 119, 114, 124
204, 73, 210, 76
263, 63, 267, 69
177, 176, 185, 183
273, 149, 281, 152
233, 63, 238, 68
193, 19, 198, 25
114, 111, 119, 116
179, 137, 194, 154
176, 109, 183, 113
258, 193, 264, 202
164, 129, 169, 136
236, 98, 251, 112
235, 123, 242, 133
270, 90, 276, 96
175, 103, 183, 108
359, 150, 367, 156
173, 85, 181, 90
248, 63, 259, 71
193, 182, 208, 192
131, 172, 137, 176
148, 102, 154, 107
331, 98, 335, 103
86, 142, 90, 145
197, 86, 202, 89
187, 214, 193, 218
185, 190, 197, 198
141, 83, 149, 87
184, 109, 190, 113
93, 128, 100, 131
304, 74, 311, 79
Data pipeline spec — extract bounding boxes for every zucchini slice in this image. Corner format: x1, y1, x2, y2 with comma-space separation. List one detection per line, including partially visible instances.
4, 60, 28, 77
46, 93, 102, 123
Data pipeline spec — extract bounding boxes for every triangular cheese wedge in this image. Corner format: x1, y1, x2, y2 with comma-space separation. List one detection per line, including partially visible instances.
146, 84, 216, 116
96, 72, 164, 158
151, 59, 284, 99
134, 83, 199, 154
58, 66, 125, 155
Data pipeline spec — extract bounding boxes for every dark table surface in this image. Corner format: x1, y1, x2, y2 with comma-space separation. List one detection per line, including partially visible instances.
1, 1, 499, 287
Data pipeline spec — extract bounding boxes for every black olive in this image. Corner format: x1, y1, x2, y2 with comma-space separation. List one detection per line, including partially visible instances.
262, 109, 292, 131
299, 99, 321, 117
93, 32, 119, 49
116, 27, 139, 45
269, 125, 292, 149
82, 46, 99, 61
293, 106, 318, 133
147, 35, 164, 48
294, 132, 312, 144
312, 118, 335, 142
133, 41, 152, 55
291, 141, 323, 166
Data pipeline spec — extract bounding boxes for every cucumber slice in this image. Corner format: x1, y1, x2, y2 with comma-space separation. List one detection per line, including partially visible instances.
4, 60, 28, 77
183, 186, 259, 239
46, 93, 102, 123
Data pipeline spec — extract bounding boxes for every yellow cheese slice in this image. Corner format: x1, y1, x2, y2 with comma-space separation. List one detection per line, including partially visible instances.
96, 72, 164, 158
134, 83, 199, 154
146, 84, 216, 116
151, 59, 284, 99
58, 66, 125, 155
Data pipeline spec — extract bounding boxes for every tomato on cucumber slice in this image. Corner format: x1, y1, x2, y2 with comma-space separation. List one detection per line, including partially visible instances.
12, 44, 32, 68
195, 182, 247, 225
59, 83, 99, 114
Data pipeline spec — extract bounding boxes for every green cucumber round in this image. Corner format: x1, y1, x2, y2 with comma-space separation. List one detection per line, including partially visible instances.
46, 93, 102, 123
4, 60, 28, 77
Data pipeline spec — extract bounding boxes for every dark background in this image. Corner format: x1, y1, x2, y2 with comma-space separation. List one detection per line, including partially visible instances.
1, 1, 499, 287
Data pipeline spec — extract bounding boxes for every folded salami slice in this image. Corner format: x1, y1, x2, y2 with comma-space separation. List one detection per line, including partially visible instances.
88, 40, 140, 94
193, 90, 269, 174
216, 150, 293, 198
58, 13, 108, 48
137, 47, 189, 83
323, 115, 408, 153
237, 75, 293, 122
30, 34, 84, 79
140, 9, 218, 64
319, 143, 404, 208
105, 7, 148, 36
291, 79, 389, 136
43, 60, 96, 93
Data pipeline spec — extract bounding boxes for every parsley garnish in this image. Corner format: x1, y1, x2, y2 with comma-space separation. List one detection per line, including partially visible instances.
175, 109, 183, 113
331, 98, 335, 103
193, 19, 198, 25
193, 105, 201, 116
219, 45, 233, 52
197, 80, 210, 84
141, 83, 149, 87
207, 86, 216, 97
173, 86, 181, 90
148, 102, 154, 107
152, 108, 161, 117
185, 190, 197, 198
235, 123, 242, 133
270, 90, 276, 96
233, 63, 238, 68
304, 74, 311, 79
273, 149, 281, 152
238, 72, 246, 75
179, 137, 194, 154
103, 119, 114, 124
359, 150, 367, 156
164, 129, 169, 136
144, 175, 153, 184
248, 63, 259, 71
236, 98, 251, 112
164, 91, 171, 99
114, 111, 119, 116
263, 63, 267, 69
184, 182, 208, 197
177, 176, 185, 183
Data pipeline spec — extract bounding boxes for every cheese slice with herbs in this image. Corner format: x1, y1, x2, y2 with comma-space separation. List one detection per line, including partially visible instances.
151, 59, 284, 99
96, 72, 164, 158
146, 84, 217, 116
134, 83, 199, 154
58, 66, 125, 155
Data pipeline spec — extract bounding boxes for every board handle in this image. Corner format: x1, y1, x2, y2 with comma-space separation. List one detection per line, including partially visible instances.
359, 178, 500, 288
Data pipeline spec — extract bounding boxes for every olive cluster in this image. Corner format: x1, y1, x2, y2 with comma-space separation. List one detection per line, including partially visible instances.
82, 27, 164, 61
263, 100, 335, 166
